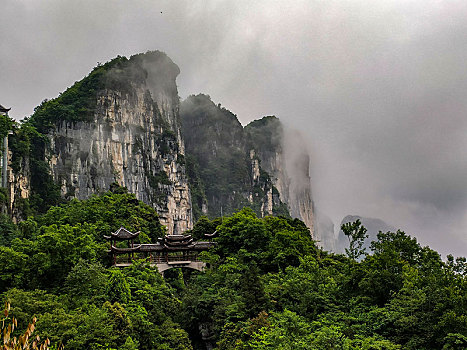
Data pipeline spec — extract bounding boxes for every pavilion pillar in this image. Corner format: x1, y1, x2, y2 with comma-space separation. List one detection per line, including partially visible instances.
2, 134, 7, 189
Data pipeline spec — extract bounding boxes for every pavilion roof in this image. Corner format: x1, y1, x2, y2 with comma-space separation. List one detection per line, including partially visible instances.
108, 240, 216, 254
164, 234, 192, 240
105, 229, 216, 255
104, 227, 140, 240
204, 230, 218, 238
110, 244, 142, 253
163, 235, 193, 247
0, 104, 10, 113
139, 244, 164, 252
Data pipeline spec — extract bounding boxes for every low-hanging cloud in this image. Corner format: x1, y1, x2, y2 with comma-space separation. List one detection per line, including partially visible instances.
1, 0, 466, 256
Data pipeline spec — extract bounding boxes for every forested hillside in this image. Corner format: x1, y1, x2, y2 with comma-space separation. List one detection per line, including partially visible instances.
0, 187, 465, 349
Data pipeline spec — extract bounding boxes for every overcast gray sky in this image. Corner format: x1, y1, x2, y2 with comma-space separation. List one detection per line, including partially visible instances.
1, 0, 466, 256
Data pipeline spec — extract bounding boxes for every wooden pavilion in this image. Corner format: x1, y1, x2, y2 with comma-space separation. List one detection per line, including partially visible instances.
105, 227, 217, 272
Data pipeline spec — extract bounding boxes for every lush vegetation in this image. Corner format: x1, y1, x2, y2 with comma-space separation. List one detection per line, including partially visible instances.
0, 190, 464, 349
28, 50, 176, 133
29, 56, 126, 132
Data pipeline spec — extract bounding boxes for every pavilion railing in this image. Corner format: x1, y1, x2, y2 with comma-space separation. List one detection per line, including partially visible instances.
114, 252, 201, 265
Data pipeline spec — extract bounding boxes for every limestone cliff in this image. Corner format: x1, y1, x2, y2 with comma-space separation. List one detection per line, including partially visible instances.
180, 96, 315, 237
8, 52, 315, 238
180, 95, 288, 220
245, 117, 315, 239
7, 150, 30, 221
15, 52, 192, 234
314, 210, 335, 251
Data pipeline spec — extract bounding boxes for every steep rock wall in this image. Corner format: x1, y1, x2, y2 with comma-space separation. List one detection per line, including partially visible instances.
41, 52, 192, 234
7, 51, 315, 239
283, 129, 315, 238
7, 151, 30, 221
180, 95, 287, 220
245, 117, 315, 239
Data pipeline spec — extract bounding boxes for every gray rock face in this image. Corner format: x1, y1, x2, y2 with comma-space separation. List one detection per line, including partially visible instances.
282, 129, 315, 237
180, 95, 286, 220
7, 153, 30, 222
8, 52, 316, 239
47, 53, 192, 234
314, 210, 335, 251
245, 117, 315, 238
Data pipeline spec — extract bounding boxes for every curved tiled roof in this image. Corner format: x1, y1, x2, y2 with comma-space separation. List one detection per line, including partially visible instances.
104, 227, 140, 240
0, 104, 11, 113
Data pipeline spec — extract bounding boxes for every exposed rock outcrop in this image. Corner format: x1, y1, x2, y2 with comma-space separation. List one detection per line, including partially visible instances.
7, 52, 317, 239
245, 117, 315, 238
7, 151, 30, 221
180, 95, 287, 220
13, 52, 193, 234
314, 210, 335, 251
181, 96, 315, 237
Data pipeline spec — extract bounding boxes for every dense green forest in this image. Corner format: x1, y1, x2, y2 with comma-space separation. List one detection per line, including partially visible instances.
0, 187, 465, 349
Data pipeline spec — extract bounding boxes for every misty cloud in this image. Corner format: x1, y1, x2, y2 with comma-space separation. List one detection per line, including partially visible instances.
1, 0, 466, 256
